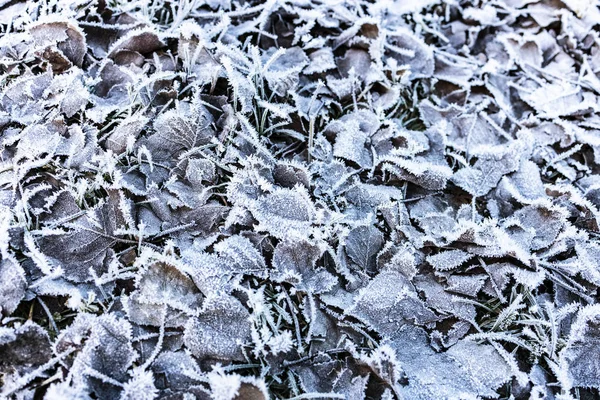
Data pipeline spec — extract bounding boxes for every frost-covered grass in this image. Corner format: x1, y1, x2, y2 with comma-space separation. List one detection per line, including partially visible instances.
1, 0, 600, 399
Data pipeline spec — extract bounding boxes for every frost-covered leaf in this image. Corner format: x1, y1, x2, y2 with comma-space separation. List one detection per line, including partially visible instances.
348, 271, 438, 337
107, 28, 165, 58
139, 98, 215, 179
414, 274, 476, 321
213, 235, 267, 275
305, 48, 336, 74
522, 82, 596, 119
124, 262, 202, 327
561, 305, 600, 389
120, 369, 158, 400
106, 114, 148, 154
345, 183, 404, 213
386, 27, 434, 79
359, 345, 401, 389
252, 186, 316, 239
220, 55, 255, 114
0, 257, 26, 316
427, 250, 473, 272
186, 158, 217, 185
15, 124, 61, 162
271, 239, 336, 293
392, 327, 511, 399
499, 159, 546, 202
383, 157, 453, 191
345, 225, 384, 274
0, 322, 52, 373
263, 47, 308, 96
46, 70, 90, 117
452, 152, 521, 197
446, 275, 487, 297
208, 369, 268, 400
71, 314, 136, 398
325, 110, 380, 168
1, 72, 52, 124
184, 295, 251, 361
38, 198, 125, 282
446, 340, 513, 394
151, 351, 202, 392
378, 243, 418, 280
273, 162, 310, 189
513, 205, 565, 251
30, 19, 87, 67
182, 235, 267, 294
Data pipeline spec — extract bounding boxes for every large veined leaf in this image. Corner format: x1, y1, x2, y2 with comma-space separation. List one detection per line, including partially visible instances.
70, 314, 136, 399
560, 305, 600, 389
30, 19, 87, 68
347, 271, 438, 337
251, 186, 316, 239
452, 152, 520, 197
123, 262, 203, 327
182, 235, 267, 294
37, 198, 125, 282
271, 239, 336, 293
345, 225, 384, 274
184, 295, 252, 361
392, 327, 512, 399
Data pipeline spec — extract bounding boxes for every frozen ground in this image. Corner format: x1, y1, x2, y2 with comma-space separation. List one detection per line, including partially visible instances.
1, 0, 600, 399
